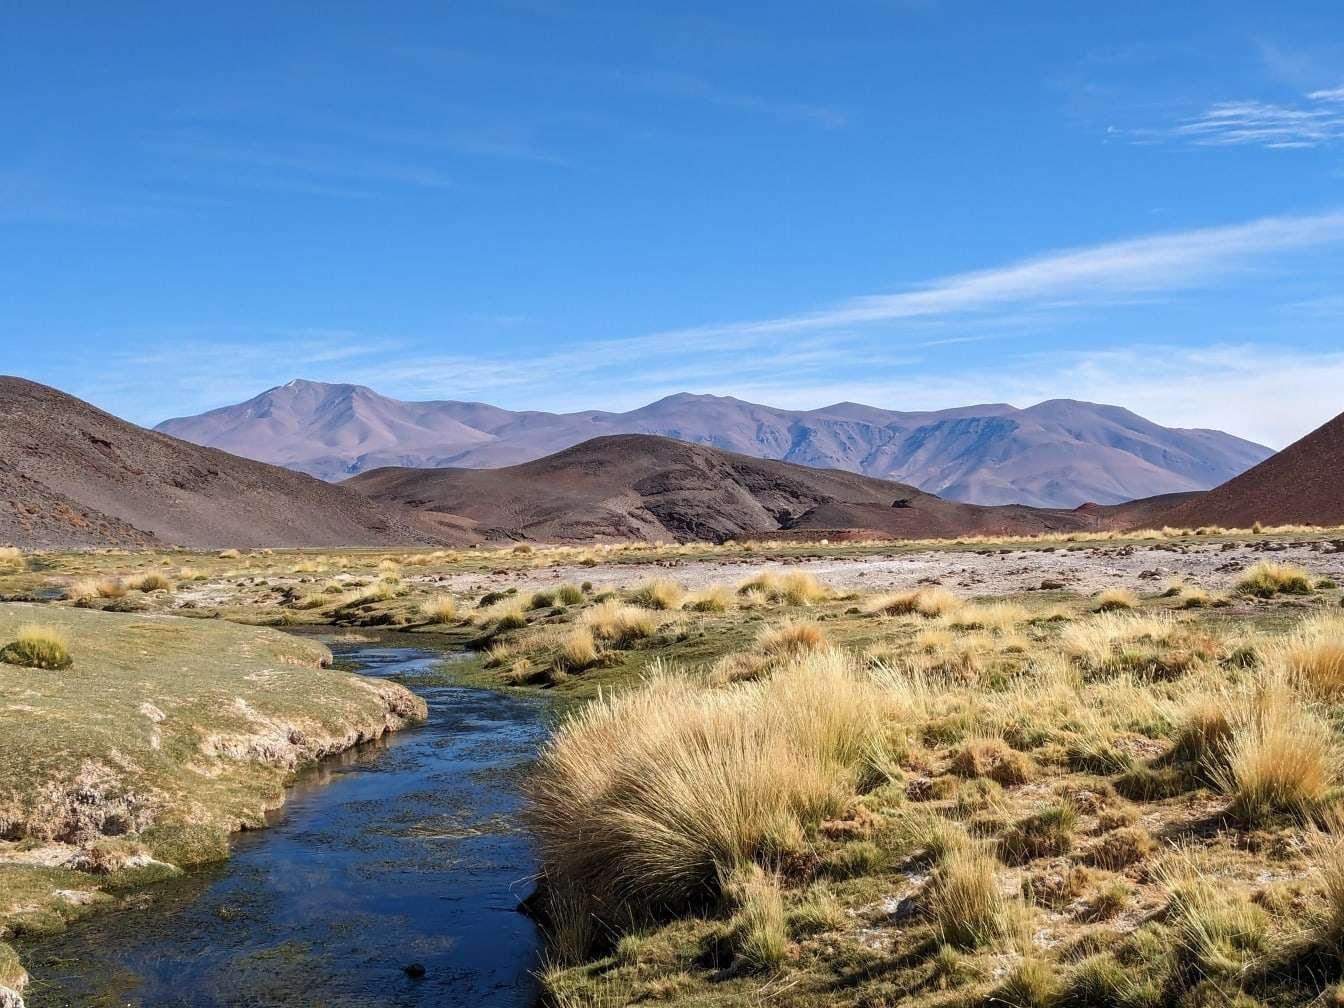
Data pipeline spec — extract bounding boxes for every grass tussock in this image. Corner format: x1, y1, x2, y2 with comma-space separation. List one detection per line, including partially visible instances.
629, 579, 685, 611
737, 571, 828, 606
1236, 561, 1314, 598
524, 648, 885, 928
0, 546, 24, 571
558, 627, 600, 672
864, 586, 961, 618
128, 572, 172, 592
923, 845, 1016, 949
580, 600, 657, 647
1266, 611, 1344, 700
1094, 587, 1138, 612
685, 585, 734, 613
755, 618, 829, 659
1213, 677, 1337, 825
419, 594, 458, 623
0, 624, 73, 670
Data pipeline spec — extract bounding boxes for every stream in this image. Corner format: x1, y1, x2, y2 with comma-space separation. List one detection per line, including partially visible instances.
19, 635, 548, 1007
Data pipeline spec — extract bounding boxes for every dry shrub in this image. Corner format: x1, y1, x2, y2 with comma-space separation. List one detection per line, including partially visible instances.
420, 594, 458, 623
129, 572, 172, 592
1213, 677, 1337, 825
1094, 588, 1138, 612
923, 845, 1013, 949
94, 577, 128, 599
737, 571, 827, 606
528, 589, 557, 610
755, 619, 828, 659
865, 587, 961, 618
1, 624, 73, 670
950, 738, 1034, 787
524, 649, 885, 923
581, 600, 657, 647
65, 577, 100, 601
629, 579, 685, 611
1236, 561, 1313, 598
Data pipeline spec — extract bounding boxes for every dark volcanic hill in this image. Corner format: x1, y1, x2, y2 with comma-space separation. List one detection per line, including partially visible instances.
157, 380, 1272, 508
347, 434, 1144, 544
1159, 410, 1344, 529
0, 377, 448, 549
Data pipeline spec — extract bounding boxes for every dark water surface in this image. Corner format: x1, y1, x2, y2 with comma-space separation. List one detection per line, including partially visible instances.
21, 637, 547, 1007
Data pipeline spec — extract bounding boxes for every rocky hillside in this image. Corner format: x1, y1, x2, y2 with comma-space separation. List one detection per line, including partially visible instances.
1160, 409, 1344, 529
347, 434, 1145, 544
156, 381, 1271, 508
0, 377, 448, 549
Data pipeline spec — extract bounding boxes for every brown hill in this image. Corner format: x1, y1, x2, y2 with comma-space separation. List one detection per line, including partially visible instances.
1159, 410, 1344, 529
347, 434, 1142, 544
0, 377, 449, 549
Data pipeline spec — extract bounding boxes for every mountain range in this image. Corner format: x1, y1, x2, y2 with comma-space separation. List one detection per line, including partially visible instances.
156, 380, 1273, 508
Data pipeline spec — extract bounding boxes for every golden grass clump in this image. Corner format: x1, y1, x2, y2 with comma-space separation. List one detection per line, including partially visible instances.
718, 868, 788, 972
420, 594, 458, 624
1213, 677, 1338, 825
494, 604, 528, 631
685, 585, 734, 613
1155, 851, 1268, 977
950, 737, 1034, 786
0, 546, 24, 571
864, 586, 961, 618
558, 627, 600, 672
1266, 612, 1344, 701
737, 571, 827, 605
0, 624, 73, 670
64, 577, 101, 602
217, 548, 241, 559
755, 619, 829, 659
555, 583, 585, 606
1236, 561, 1313, 598
94, 577, 128, 599
524, 648, 885, 925
1094, 587, 1138, 612
923, 845, 1014, 950
941, 602, 1029, 632
580, 600, 657, 647
628, 579, 685, 611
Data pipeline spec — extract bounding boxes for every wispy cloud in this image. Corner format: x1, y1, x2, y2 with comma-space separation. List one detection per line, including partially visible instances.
1148, 86, 1344, 149
69, 208, 1344, 446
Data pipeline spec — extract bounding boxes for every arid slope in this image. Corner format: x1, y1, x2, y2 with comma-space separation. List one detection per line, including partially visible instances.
0, 377, 447, 549
348, 434, 1132, 543
1161, 408, 1344, 528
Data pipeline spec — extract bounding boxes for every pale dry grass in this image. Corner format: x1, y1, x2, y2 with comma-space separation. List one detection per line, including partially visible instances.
525, 649, 885, 922
1236, 561, 1313, 598
1094, 587, 1138, 612
755, 618, 829, 659
558, 627, 600, 671
864, 586, 961, 618
1265, 611, 1344, 701
629, 579, 685, 611
420, 594, 458, 623
580, 600, 658, 646
737, 571, 827, 606
0, 624, 72, 670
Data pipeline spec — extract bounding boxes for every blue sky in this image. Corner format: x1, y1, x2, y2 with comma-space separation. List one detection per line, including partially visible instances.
3, 1, 1344, 447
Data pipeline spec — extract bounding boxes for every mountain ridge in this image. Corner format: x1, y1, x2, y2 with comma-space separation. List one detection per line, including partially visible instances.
156, 379, 1273, 508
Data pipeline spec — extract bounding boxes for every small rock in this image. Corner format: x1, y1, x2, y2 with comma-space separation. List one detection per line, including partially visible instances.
403, 963, 427, 979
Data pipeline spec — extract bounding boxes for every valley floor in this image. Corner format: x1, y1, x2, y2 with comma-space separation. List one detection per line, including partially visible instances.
3, 527, 1344, 1006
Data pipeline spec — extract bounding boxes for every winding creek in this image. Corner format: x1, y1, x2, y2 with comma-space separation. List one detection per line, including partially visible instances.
19, 635, 548, 1007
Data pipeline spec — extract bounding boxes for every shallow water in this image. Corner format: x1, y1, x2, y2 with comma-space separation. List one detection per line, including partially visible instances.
20, 637, 547, 1007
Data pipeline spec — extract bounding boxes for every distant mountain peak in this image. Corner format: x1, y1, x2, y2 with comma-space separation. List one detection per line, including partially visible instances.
154, 384, 1274, 508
